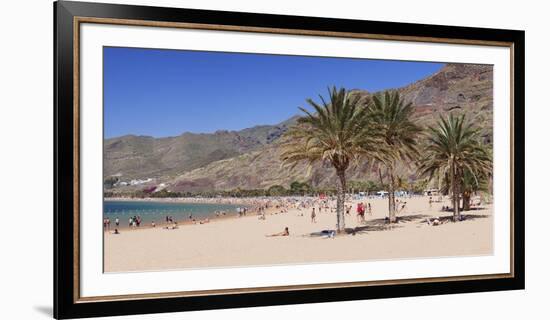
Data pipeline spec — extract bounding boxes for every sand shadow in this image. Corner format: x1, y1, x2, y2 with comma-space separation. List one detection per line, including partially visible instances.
439, 207, 490, 212
436, 214, 490, 223
348, 214, 431, 235
307, 214, 432, 237
306, 212, 490, 238
464, 207, 490, 211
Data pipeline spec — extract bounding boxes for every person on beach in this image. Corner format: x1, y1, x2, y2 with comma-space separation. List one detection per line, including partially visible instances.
151, 220, 156, 228
426, 217, 441, 226
113, 228, 120, 234
320, 229, 336, 238
266, 227, 289, 237
367, 203, 372, 216
356, 203, 365, 223
165, 221, 178, 229
115, 217, 119, 228
311, 207, 317, 223
128, 217, 133, 228
345, 205, 351, 216
399, 202, 407, 214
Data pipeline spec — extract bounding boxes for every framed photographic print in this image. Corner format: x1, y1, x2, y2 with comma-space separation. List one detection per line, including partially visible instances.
54, 0, 525, 318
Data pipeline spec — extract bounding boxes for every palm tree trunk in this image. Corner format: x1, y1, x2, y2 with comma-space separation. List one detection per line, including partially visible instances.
388, 169, 397, 223
450, 160, 460, 221
336, 169, 347, 233
462, 192, 471, 211
378, 168, 385, 190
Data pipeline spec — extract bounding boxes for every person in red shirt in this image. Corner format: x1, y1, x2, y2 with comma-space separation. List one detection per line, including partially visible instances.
356, 202, 365, 223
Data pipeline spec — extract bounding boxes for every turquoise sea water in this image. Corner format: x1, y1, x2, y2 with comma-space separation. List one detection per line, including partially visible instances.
103, 200, 243, 228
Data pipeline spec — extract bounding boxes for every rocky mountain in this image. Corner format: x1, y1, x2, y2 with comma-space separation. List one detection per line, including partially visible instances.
399, 63, 493, 141
104, 117, 299, 180
105, 63, 493, 193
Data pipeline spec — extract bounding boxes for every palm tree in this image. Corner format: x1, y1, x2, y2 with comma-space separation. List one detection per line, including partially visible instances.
418, 113, 492, 221
437, 168, 491, 211
369, 90, 422, 223
460, 169, 490, 210
280, 87, 377, 233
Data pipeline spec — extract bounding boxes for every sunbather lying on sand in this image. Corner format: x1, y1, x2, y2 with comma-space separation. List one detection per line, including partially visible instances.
320, 230, 336, 238
164, 222, 178, 230
426, 217, 441, 226
266, 227, 289, 237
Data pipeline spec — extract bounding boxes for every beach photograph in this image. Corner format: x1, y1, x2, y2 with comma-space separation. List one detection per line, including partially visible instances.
102, 47, 494, 273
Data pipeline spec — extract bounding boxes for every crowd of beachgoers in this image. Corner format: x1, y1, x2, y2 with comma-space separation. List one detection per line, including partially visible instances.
104, 193, 488, 235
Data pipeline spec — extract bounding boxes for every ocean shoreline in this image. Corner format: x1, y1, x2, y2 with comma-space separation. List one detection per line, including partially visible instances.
103, 196, 287, 231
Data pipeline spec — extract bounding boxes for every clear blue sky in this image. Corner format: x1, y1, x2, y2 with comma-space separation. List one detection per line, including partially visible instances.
104, 47, 444, 138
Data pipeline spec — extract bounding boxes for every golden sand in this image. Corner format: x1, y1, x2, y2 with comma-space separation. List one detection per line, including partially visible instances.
104, 196, 492, 272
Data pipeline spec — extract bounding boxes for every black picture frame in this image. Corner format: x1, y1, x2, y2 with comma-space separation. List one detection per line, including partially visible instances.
54, 1, 525, 318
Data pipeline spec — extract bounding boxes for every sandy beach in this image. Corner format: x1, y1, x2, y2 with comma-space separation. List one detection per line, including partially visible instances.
104, 195, 492, 272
